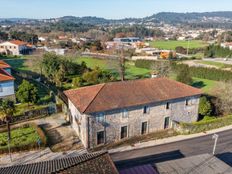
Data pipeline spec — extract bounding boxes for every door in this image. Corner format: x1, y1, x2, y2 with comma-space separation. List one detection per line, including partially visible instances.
164, 117, 170, 129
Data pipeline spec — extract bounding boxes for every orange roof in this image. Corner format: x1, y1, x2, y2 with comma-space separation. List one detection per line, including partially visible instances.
9, 40, 27, 46
64, 78, 202, 114
0, 60, 11, 69
0, 69, 14, 82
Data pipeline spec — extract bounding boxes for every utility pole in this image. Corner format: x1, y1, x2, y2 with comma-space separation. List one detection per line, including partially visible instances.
212, 134, 219, 155
7, 120, 12, 162
187, 39, 190, 56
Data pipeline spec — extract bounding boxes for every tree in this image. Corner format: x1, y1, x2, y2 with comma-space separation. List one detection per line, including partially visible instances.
199, 96, 212, 116
82, 67, 101, 85
16, 80, 38, 105
72, 77, 83, 88
0, 99, 15, 139
151, 61, 171, 77
213, 81, 232, 115
176, 65, 193, 85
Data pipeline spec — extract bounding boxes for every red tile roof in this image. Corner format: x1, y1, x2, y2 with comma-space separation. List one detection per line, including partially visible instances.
0, 69, 14, 82
0, 60, 11, 69
64, 78, 202, 114
0, 60, 14, 82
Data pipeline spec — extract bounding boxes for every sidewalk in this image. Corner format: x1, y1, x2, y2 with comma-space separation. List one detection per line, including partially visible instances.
109, 125, 232, 154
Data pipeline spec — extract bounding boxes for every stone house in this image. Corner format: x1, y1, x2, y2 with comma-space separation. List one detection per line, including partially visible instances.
64, 78, 202, 148
0, 60, 15, 101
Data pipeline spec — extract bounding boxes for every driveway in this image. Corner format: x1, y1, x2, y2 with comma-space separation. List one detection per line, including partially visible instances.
34, 113, 84, 152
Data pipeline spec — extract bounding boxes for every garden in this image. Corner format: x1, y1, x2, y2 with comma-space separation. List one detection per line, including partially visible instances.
0, 124, 46, 153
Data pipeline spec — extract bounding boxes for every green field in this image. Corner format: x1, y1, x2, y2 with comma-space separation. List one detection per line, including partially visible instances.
0, 125, 40, 151
76, 57, 151, 79
149, 40, 208, 50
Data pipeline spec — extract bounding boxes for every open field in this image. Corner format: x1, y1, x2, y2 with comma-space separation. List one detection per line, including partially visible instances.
76, 57, 151, 79
149, 40, 208, 50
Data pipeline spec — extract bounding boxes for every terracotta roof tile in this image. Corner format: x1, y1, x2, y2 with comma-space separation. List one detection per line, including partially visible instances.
0, 151, 118, 174
0, 68, 14, 82
0, 60, 11, 69
64, 78, 202, 114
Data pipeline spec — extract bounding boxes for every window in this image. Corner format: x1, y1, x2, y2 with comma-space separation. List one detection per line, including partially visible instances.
14, 46, 16, 49
0, 85, 2, 92
143, 106, 150, 114
121, 126, 128, 139
96, 113, 105, 123
141, 122, 148, 135
186, 99, 190, 106
122, 109, 129, 118
0, 46, 3, 49
97, 131, 105, 145
166, 102, 170, 110
164, 117, 170, 129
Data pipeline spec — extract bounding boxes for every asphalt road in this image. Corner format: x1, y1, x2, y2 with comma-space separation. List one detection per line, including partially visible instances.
111, 129, 232, 170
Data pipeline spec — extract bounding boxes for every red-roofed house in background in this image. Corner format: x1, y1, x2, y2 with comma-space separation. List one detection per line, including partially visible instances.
0, 40, 35, 55
64, 78, 202, 148
0, 60, 15, 101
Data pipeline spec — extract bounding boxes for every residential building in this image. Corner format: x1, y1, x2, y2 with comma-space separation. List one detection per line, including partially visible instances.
0, 60, 15, 100
0, 40, 34, 55
0, 151, 118, 174
64, 78, 202, 148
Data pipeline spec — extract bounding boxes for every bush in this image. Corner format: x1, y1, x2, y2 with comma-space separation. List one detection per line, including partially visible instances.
199, 96, 212, 116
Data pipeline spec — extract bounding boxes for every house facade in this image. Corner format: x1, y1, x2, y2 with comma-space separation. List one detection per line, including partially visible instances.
0, 40, 34, 55
0, 60, 15, 100
64, 78, 202, 148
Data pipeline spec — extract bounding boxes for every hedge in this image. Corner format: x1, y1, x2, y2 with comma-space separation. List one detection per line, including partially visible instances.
179, 115, 232, 134
173, 63, 232, 81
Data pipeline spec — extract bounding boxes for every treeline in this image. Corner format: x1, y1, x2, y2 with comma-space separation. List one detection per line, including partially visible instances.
111, 25, 165, 38
0, 31, 38, 44
204, 44, 232, 58
43, 22, 95, 33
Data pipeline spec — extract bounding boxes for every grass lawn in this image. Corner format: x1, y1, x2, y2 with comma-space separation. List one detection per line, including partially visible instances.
149, 40, 208, 50
0, 125, 40, 151
76, 57, 151, 79
192, 77, 218, 94
5, 59, 30, 71
169, 73, 217, 94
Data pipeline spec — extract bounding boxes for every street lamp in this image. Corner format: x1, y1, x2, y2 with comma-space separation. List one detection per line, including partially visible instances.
212, 133, 219, 155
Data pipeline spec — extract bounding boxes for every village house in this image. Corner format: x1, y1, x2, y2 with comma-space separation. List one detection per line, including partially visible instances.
0, 60, 15, 101
64, 78, 202, 148
0, 40, 34, 56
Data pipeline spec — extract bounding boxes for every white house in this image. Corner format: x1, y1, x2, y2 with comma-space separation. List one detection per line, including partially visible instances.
0, 60, 15, 100
0, 40, 34, 56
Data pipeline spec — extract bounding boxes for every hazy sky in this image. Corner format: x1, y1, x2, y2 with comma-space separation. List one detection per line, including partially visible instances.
1, 0, 232, 19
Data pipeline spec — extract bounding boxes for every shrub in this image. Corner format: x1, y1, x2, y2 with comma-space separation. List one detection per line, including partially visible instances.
199, 96, 212, 116
179, 115, 232, 134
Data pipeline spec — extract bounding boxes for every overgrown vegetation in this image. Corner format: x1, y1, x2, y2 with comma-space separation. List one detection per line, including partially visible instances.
204, 44, 232, 58
0, 124, 46, 153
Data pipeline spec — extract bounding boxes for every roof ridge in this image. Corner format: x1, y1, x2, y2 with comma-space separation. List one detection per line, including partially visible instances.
82, 83, 106, 113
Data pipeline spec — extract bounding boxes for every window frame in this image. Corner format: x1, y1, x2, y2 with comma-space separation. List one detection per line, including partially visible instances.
120, 126, 128, 139
122, 109, 129, 119
141, 121, 148, 135
96, 113, 105, 123
97, 130, 105, 145
143, 106, 150, 114
166, 102, 170, 110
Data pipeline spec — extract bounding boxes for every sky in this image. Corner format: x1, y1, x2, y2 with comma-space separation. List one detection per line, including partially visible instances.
1, 0, 232, 19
